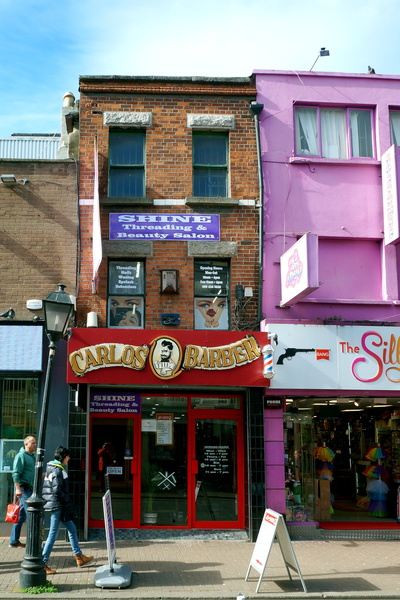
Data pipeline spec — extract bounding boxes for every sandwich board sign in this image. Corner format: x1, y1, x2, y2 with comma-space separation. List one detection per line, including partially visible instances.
245, 508, 307, 593
94, 489, 133, 589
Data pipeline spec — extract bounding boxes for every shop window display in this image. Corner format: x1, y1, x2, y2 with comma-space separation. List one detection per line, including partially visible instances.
285, 398, 400, 524
284, 407, 316, 522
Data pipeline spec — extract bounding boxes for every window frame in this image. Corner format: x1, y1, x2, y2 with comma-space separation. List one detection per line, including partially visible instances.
390, 110, 400, 146
192, 132, 229, 198
108, 130, 145, 198
295, 105, 375, 160
107, 259, 145, 329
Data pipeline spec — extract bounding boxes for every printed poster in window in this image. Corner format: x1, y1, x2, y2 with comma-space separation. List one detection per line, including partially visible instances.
108, 296, 144, 328
194, 297, 229, 330
156, 414, 174, 446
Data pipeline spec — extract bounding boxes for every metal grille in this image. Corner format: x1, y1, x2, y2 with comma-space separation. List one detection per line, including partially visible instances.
2, 378, 38, 435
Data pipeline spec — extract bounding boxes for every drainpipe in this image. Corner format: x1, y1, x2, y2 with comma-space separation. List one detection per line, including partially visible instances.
249, 101, 264, 324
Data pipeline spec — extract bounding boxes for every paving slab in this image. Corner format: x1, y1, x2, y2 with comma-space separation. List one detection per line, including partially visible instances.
1, 537, 400, 599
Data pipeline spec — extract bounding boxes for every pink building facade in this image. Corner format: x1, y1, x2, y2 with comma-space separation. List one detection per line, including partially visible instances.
254, 70, 400, 534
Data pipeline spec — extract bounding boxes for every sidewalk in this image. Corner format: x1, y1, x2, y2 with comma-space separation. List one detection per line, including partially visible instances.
1, 536, 400, 599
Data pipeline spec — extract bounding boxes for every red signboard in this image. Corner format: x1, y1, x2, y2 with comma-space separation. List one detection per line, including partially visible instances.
67, 329, 269, 387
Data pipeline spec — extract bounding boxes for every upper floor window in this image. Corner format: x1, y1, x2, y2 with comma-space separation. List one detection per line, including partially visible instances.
108, 260, 145, 328
194, 259, 229, 330
390, 111, 400, 145
295, 107, 374, 159
108, 130, 145, 197
193, 133, 228, 197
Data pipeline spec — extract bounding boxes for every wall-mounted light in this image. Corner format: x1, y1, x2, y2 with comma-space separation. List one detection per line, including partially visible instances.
310, 47, 330, 71
160, 270, 179, 294
0, 174, 29, 186
1, 174, 17, 185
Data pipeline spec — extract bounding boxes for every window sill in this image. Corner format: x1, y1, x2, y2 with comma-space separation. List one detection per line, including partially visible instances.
186, 196, 240, 206
299, 298, 397, 305
100, 197, 154, 206
289, 156, 380, 167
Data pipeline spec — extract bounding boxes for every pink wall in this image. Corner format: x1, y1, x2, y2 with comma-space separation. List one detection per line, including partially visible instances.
255, 70, 400, 517
254, 70, 400, 325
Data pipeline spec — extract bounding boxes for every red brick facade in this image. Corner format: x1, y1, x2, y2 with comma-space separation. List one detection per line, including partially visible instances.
77, 76, 260, 330
0, 160, 78, 319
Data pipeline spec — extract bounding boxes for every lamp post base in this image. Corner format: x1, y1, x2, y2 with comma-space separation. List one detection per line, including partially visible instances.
19, 495, 46, 589
19, 565, 46, 590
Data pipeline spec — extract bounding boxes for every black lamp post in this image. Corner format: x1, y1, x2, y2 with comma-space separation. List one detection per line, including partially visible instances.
19, 284, 74, 589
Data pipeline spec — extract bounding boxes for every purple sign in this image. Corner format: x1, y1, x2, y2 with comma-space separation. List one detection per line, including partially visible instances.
109, 213, 220, 241
90, 391, 141, 414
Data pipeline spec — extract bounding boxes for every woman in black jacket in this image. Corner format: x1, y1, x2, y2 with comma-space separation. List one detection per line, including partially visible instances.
42, 446, 93, 575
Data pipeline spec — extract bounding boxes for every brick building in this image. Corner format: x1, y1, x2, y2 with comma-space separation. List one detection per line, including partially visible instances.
67, 76, 270, 540
0, 144, 79, 527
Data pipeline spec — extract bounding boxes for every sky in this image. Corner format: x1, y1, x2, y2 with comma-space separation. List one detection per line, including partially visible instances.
1, 0, 400, 137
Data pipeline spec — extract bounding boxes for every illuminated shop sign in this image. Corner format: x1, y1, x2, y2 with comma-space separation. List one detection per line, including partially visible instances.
263, 322, 400, 391
67, 330, 269, 387
109, 213, 220, 241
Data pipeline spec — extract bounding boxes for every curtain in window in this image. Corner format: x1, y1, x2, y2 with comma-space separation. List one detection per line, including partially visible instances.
350, 110, 373, 157
390, 112, 400, 146
295, 108, 318, 155
321, 109, 346, 159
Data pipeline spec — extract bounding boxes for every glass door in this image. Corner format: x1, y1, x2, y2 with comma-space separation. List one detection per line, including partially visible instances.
140, 396, 187, 527
190, 409, 244, 528
89, 415, 140, 527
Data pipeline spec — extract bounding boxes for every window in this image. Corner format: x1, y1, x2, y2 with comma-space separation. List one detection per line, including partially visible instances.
390, 111, 400, 145
295, 106, 374, 159
108, 131, 145, 197
194, 260, 229, 330
193, 133, 228, 197
108, 260, 145, 328
1, 378, 38, 438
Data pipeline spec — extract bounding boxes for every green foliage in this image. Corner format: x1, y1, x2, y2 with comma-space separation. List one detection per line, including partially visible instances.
20, 581, 58, 594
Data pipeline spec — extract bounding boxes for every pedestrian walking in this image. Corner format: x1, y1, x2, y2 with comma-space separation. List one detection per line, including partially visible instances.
42, 446, 93, 575
9, 435, 36, 548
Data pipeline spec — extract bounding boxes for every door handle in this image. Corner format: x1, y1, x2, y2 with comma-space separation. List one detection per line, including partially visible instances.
130, 460, 137, 475
192, 460, 198, 474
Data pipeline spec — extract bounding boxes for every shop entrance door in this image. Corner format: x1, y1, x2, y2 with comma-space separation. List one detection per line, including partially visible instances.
89, 415, 140, 527
190, 410, 244, 528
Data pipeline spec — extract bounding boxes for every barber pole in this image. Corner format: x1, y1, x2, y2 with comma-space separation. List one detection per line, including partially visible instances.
262, 343, 275, 379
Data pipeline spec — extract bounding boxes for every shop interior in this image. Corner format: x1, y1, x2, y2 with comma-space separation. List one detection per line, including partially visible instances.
284, 397, 400, 524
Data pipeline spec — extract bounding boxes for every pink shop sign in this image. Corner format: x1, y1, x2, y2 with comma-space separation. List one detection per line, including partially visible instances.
280, 233, 319, 306
382, 145, 400, 246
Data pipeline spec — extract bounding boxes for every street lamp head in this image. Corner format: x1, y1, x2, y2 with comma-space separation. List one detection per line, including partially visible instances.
43, 283, 74, 341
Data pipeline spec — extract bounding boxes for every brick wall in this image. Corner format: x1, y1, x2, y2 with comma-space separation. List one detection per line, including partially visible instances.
77, 77, 260, 330
0, 160, 78, 319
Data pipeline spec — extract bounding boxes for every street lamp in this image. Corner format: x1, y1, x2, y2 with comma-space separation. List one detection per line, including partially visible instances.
19, 284, 74, 588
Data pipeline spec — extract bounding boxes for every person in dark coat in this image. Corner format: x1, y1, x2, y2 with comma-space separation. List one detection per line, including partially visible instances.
42, 446, 93, 575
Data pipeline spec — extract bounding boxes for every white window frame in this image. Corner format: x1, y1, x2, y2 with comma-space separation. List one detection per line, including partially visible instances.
390, 110, 400, 146
295, 106, 374, 159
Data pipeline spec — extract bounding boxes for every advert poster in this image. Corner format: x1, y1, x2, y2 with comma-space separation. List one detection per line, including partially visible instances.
109, 213, 220, 241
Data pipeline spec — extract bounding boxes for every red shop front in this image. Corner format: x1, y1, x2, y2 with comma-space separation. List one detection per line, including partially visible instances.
67, 329, 269, 534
